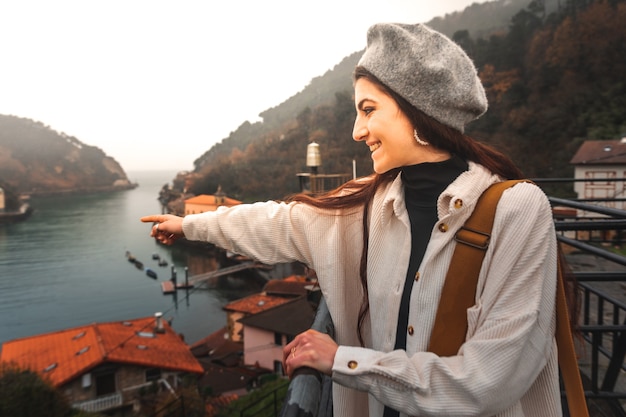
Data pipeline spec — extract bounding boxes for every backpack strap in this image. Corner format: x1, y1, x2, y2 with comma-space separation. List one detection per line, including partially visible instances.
428, 179, 529, 356
427, 179, 589, 416
556, 256, 589, 416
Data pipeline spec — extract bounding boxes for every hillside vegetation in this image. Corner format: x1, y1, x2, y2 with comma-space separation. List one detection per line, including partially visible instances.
180, 0, 625, 202
0, 115, 134, 199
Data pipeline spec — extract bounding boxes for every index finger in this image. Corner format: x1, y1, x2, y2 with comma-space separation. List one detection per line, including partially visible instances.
140, 215, 164, 223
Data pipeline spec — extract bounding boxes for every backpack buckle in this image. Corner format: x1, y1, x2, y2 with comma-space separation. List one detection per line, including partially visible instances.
455, 226, 491, 250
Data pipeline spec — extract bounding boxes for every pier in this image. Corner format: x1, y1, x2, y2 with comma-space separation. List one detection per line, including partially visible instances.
161, 262, 269, 294
191, 262, 269, 284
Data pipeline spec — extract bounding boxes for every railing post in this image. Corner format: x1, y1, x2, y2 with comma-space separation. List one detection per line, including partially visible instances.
601, 322, 626, 392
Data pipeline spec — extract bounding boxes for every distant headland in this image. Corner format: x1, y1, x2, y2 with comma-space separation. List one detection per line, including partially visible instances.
0, 114, 137, 198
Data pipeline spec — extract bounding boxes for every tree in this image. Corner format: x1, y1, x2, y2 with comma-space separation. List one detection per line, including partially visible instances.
0, 363, 71, 417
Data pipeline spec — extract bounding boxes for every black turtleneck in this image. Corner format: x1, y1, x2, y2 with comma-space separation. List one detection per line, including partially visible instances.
383, 155, 468, 417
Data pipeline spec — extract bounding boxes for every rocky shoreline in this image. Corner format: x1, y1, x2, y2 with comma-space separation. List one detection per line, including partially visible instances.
23, 182, 138, 197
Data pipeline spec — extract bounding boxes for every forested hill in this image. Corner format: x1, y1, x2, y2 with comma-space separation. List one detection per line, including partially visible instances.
179, 0, 625, 203
0, 115, 134, 200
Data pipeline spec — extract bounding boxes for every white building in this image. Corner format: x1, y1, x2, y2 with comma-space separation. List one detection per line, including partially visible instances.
570, 138, 626, 213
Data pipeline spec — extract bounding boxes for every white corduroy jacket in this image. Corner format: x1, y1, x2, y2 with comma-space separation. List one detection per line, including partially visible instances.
182, 162, 561, 417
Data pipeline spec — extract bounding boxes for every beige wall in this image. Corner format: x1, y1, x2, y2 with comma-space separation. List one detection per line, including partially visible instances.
184, 202, 217, 215
242, 326, 283, 371
573, 165, 626, 214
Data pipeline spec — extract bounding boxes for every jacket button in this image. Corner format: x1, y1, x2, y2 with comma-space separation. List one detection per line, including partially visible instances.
408, 325, 414, 336
414, 271, 420, 281
348, 360, 358, 369
438, 223, 449, 232
454, 199, 463, 209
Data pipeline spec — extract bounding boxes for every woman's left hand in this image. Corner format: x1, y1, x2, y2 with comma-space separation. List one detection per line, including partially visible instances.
283, 329, 338, 378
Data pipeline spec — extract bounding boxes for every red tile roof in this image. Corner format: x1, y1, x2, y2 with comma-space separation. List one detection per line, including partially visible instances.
570, 139, 626, 165
185, 194, 242, 207
222, 293, 292, 315
206, 393, 239, 416
190, 326, 242, 360
190, 326, 231, 351
0, 316, 203, 387
238, 297, 315, 337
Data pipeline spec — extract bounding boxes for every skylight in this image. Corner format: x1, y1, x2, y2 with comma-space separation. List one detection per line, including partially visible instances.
43, 363, 57, 372
76, 346, 90, 356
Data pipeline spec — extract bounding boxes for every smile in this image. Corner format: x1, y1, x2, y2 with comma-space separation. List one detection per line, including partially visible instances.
369, 143, 381, 152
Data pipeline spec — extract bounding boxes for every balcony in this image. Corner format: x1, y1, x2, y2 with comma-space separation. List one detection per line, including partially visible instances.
72, 392, 123, 413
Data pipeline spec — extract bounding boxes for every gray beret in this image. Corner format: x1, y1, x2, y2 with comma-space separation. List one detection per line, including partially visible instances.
358, 23, 487, 133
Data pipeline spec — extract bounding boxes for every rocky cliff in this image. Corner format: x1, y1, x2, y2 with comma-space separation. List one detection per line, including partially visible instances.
0, 114, 135, 196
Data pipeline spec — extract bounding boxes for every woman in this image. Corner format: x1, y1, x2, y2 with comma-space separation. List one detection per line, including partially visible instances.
142, 23, 561, 416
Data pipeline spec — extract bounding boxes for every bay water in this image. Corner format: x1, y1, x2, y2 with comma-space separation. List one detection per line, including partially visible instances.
0, 170, 266, 348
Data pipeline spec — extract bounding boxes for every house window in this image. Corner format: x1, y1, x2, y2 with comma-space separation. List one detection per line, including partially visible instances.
146, 368, 162, 382
82, 373, 92, 389
274, 332, 282, 346
95, 372, 116, 396
274, 360, 284, 376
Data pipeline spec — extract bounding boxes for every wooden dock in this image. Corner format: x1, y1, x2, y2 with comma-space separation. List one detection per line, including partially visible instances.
190, 262, 266, 284
161, 262, 268, 294
161, 281, 194, 294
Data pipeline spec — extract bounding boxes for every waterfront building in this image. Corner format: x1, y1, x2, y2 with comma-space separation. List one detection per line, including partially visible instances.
184, 186, 242, 215
571, 138, 626, 212
0, 314, 203, 415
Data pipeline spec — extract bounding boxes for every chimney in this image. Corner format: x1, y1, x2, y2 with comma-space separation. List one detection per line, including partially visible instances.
155, 312, 165, 333
306, 142, 321, 175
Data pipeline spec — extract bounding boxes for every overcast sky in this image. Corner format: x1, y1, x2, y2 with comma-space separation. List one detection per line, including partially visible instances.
0, 1, 491, 172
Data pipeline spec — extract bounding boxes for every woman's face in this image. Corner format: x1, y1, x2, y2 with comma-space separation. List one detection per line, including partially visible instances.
352, 77, 449, 174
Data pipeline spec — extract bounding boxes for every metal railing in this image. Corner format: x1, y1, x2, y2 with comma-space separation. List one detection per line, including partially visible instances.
238, 384, 288, 417
219, 179, 626, 416
72, 392, 123, 413
296, 173, 352, 195
550, 192, 626, 416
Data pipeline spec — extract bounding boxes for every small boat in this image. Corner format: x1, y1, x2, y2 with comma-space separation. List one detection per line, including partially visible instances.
146, 268, 158, 279
158, 259, 169, 267
152, 253, 160, 260
134, 261, 144, 270
0, 203, 33, 224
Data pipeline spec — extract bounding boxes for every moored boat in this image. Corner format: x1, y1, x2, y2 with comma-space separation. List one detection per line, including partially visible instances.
0, 204, 33, 224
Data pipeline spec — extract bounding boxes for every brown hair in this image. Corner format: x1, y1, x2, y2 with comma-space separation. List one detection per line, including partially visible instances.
288, 68, 577, 346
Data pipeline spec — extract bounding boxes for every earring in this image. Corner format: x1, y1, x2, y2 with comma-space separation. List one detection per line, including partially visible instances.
414, 129, 429, 146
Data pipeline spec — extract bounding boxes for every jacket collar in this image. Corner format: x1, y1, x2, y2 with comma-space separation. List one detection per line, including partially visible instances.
437, 161, 502, 219
378, 161, 502, 221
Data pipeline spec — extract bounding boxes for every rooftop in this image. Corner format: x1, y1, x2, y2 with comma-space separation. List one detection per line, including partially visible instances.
223, 292, 293, 315
570, 139, 626, 165
238, 297, 315, 337
0, 316, 203, 387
